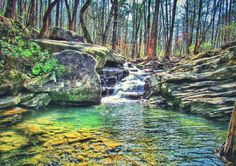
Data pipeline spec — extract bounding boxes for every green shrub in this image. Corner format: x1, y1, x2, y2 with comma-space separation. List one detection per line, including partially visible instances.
202, 42, 213, 50
0, 18, 63, 76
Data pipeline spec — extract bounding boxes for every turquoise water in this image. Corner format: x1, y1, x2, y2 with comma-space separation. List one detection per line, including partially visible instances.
0, 101, 227, 165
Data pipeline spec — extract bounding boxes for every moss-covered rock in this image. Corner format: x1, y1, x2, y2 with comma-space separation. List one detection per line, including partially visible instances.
24, 50, 102, 106
0, 95, 21, 109
34, 39, 126, 68
0, 70, 28, 97
49, 27, 85, 42
146, 43, 236, 121
20, 93, 51, 109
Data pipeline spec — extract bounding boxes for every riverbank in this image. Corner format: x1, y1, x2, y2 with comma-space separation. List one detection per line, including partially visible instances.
142, 41, 236, 122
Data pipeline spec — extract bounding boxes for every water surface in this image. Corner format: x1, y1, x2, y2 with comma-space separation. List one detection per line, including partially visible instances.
0, 102, 227, 165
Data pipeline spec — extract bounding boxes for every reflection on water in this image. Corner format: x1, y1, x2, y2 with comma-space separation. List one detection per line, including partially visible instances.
0, 102, 227, 165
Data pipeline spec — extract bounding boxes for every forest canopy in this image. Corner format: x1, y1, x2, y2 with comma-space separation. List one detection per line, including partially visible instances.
0, 0, 236, 59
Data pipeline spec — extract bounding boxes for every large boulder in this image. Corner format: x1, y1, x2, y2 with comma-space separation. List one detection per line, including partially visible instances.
49, 27, 85, 42
34, 39, 126, 68
24, 50, 102, 106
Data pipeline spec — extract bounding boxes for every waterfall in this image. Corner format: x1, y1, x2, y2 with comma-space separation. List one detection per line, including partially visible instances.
101, 62, 149, 103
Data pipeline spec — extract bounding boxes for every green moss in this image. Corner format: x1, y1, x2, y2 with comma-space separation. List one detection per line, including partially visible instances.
191, 49, 219, 61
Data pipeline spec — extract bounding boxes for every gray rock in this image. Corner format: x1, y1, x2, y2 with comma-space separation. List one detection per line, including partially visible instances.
49, 27, 84, 42
0, 95, 21, 109
21, 93, 51, 109
24, 50, 102, 106
145, 43, 236, 121
34, 39, 126, 68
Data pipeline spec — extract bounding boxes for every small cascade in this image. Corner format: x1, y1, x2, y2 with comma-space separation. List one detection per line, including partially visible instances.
101, 67, 128, 96
101, 62, 149, 103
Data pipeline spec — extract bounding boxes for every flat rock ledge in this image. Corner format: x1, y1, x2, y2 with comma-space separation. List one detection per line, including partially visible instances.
144, 42, 236, 121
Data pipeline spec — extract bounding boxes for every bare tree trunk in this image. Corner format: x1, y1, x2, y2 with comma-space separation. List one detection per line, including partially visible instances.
39, 0, 59, 38
102, 1, 114, 46
164, 0, 177, 58
65, 0, 80, 31
60, 0, 63, 27
4, 0, 17, 19
131, 0, 137, 58
112, 0, 118, 50
39, 0, 43, 27
194, 0, 203, 54
27, 0, 36, 28
80, 0, 93, 43
55, 0, 60, 26
146, 0, 160, 60
48, 0, 52, 27
145, 0, 151, 55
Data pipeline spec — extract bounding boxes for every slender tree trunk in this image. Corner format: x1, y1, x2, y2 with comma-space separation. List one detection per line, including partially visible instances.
131, 0, 137, 57
48, 0, 52, 27
39, 0, 43, 27
145, 0, 151, 55
4, 0, 17, 19
55, 0, 60, 26
146, 0, 160, 60
80, 0, 93, 43
102, 1, 115, 46
194, 0, 203, 54
112, 0, 118, 50
39, 0, 59, 38
27, 0, 36, 28
71, 0, 80, 31
165, 0, 178, 58
60, 0, 63, 27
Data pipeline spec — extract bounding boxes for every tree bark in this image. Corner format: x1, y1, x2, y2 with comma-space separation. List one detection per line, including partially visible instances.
65, 0, 80, 31
27, 0, 37, 28
112, 0, 118, 50
4, 0, 17, 19
165, 0, 178, 58
39, 0, 59, 38
55, 0, 60, 27
102, 0, 115, 46
193, 0, 203, 54
80, 0, 93, 43
146, 0, 160, 60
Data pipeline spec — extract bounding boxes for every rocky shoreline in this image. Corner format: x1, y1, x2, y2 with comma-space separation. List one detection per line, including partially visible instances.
143, 42, 236, 122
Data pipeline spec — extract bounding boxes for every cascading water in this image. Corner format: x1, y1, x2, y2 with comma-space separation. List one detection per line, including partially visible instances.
101, 62, 149, 103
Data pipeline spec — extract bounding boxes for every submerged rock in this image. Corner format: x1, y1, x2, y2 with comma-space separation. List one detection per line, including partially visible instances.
24, 50, 102, 106
0, 131, 29, 153
0, 107, 28, 126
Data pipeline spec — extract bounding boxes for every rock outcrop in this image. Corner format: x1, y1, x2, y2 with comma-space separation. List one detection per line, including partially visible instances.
49, 27, 85, 42
34, 39, 126, 68
24, 50, 102, 106
145, 42, 236, 121
0, 50, 102, 112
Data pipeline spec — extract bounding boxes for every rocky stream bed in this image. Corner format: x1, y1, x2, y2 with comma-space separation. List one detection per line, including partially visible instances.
0, 65, 228, 165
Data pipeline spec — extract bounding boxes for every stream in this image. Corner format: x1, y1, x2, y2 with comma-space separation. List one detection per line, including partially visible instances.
0, 63, 227, 166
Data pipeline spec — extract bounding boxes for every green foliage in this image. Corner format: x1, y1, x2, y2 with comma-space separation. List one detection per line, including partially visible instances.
0, 18, 63, 76
189, 44, 195, 53
201, 42, 213, 50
